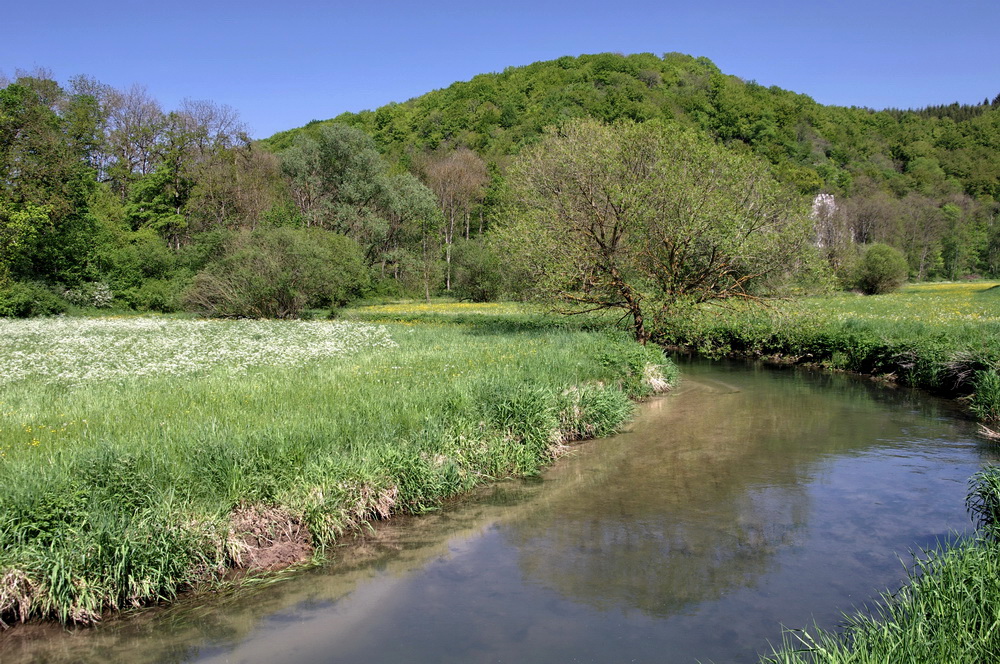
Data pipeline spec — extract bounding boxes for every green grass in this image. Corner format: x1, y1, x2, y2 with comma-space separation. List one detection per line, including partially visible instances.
342, 298, 613, 333
0, 315, 674, 625
653, 282, 1000, 423
761, 536, 1000, 663
763, 467, 1000, 663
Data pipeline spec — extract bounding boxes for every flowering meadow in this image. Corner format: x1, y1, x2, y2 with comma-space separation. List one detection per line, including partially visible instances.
0, 317, 398, 386
0, 315, 672, 626
794, 281, 1000, 331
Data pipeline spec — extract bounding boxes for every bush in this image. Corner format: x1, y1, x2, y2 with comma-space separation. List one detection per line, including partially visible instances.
0, 282, 69, 317
61, 282, 114, 309
855, 243, 909, 294
183, 227, 369, 318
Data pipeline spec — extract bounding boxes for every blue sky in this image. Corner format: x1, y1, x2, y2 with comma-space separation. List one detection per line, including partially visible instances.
3, 0, 998, 139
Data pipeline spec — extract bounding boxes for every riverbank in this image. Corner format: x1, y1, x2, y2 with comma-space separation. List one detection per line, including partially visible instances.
0, 316, 674, 627
653, 282, 1000, 429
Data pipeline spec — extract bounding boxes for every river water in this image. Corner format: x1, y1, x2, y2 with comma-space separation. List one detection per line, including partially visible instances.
2, 358, 994, 663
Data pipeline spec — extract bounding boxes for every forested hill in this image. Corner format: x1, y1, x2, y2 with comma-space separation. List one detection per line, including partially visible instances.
264, 52, 1000, 202
3, 53, 1000, 320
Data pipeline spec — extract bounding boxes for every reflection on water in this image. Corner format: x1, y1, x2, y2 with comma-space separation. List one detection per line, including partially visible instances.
2, 358, 993, 663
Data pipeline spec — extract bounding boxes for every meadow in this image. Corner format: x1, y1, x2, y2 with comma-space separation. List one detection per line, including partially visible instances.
0, 315, 673, 625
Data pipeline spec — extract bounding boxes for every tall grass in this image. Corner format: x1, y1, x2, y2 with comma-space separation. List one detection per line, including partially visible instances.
0, 317, 673, 625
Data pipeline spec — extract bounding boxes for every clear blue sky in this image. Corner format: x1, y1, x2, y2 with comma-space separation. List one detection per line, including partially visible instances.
3, 0, 998, 139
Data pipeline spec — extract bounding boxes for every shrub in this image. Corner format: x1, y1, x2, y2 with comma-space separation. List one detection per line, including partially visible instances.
183, 228, 369, 318
855, 243, 909, 294
0, 282, 69, 317
121, 278, 188, 313
62, 282, 114, 309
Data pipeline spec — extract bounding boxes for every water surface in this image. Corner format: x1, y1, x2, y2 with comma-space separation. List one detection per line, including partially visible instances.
3, 358, 993, 663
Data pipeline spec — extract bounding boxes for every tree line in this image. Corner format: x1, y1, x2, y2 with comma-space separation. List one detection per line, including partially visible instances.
0, 70, 495, 317
3, 54, 1000, 321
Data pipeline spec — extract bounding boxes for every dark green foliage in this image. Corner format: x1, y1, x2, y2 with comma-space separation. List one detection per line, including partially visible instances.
450, 237, 504, 302
0, 282, 69, 317
183, 227, 369, 318
855, 243, 910, 294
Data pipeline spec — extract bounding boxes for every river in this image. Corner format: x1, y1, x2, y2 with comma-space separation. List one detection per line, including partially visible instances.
2, 357, 993, 663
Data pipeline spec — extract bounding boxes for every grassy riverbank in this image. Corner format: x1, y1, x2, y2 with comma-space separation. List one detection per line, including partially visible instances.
762, 535, 1000, 663
0, 316, 673, 626
763, 467, 1000, 663
654, 281, 1000, 427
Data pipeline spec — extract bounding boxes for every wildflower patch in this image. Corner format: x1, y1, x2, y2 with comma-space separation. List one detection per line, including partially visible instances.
0, 317, 397, 386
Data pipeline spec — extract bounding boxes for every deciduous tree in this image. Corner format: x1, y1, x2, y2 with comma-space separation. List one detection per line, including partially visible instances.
498, 118, 811, 342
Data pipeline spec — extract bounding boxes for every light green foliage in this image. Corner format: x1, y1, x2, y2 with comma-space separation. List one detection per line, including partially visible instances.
497, 118, 812, 342
0, 315, 673, 624
266, 53, 1000, 289
278, 124, 441, 291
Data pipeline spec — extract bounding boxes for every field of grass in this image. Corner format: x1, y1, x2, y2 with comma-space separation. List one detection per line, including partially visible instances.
344, 298, 612, 332
654, 281, 1000, 424
0, 315, 673, 626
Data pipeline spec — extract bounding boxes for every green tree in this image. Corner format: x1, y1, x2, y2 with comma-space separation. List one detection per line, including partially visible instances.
0, 202, 48, 283
497, 118, 811, 343
0, 76, 97, 283
279, 124, 442, 290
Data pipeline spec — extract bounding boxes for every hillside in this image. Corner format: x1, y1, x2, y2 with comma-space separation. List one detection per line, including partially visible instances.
263, 52, 1000, 204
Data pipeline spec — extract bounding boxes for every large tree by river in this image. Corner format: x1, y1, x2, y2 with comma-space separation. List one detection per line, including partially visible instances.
496, 118, 813, 343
